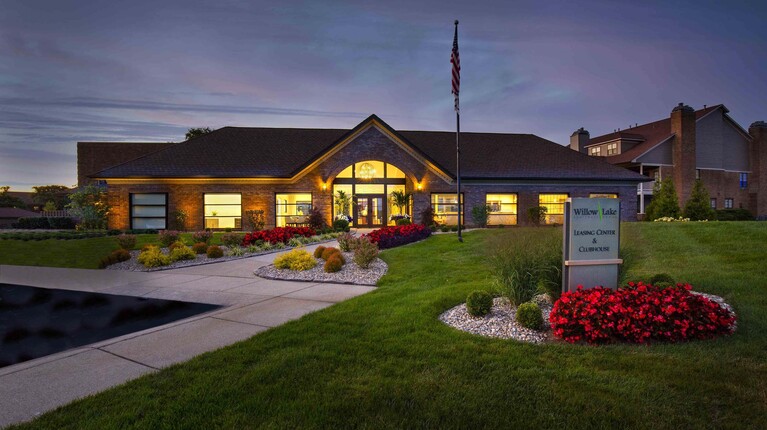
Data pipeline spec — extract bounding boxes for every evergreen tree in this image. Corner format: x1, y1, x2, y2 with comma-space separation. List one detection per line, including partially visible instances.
683, 179, 715, 221
645, 178, 680, 220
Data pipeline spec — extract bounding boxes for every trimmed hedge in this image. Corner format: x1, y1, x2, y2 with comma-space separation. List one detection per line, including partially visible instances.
12, 217, 76, 230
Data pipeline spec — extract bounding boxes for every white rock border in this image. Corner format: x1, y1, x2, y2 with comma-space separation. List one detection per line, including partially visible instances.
254, 251, 387, 286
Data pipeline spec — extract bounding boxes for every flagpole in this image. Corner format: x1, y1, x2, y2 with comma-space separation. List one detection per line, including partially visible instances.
454, 20, 463, 242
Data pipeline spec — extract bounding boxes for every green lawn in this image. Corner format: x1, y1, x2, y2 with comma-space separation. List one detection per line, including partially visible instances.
12, 223, 767, 429
0, 232, 232, 269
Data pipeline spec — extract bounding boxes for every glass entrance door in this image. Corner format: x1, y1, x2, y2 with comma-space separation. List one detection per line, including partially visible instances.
355, 195, 385, 227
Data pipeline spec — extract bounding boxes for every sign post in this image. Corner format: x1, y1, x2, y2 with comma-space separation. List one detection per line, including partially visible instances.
562, 198, 622, 292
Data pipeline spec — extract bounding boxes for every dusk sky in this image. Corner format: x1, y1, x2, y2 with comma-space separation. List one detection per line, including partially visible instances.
1, 0, 766, 190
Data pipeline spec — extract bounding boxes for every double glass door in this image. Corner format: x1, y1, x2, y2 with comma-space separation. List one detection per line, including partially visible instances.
355, 195, 385, 227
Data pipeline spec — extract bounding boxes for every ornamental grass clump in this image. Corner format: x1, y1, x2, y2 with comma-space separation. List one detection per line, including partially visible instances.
274, 248, 317, 271
516, 302, 544, 330
116, 234, 136, 250
158, 230, 180, 247
549, 283, 736, 344
353, 237, 378, 269
336, 233, 356, 251
466, 290, 493, 317
192, 230, 213, 244
488, 228, 562, 305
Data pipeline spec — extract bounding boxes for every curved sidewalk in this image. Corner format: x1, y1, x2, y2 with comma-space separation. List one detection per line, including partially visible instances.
0, 242, 375, 428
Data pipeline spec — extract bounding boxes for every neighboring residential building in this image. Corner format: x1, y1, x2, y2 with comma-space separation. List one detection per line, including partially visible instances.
570, 103, 767, 217
0, 207, 40, 228
78, 115, 648, 231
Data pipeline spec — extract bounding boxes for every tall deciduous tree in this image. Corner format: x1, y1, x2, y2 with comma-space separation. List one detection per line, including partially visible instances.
0, 186, 25, 208
645, 178, 680, 220
683, 180, 715, 221
32, 185, 70, 209
185, 127, 213, 140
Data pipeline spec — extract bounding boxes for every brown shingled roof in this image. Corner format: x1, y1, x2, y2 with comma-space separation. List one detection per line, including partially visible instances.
91, 115, 647, 183
589, 105, 723, 164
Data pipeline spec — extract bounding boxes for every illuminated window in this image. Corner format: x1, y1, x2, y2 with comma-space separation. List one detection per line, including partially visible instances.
431, 193, 464, 226
130, 193, 167, 230
486, 194, 517, 225
589, 193, 618, 198
740, 172, 748, 189
275, 193, 312, 227
333, 184, 353, 219
724, 198, 733, 209
606, 143, 618, 155
539, 194, 568, 224
710, 198, 717, 209
354, 161, 385, 179
204, 194, 241, 230
355, 184, 385, 194
386, 164, 406, 178
387, 184, 410, 225
336, 165, 353, 178
589, 146, 601, 156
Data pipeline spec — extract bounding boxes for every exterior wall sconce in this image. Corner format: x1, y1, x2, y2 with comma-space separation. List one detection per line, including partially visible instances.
322, 183, 328, 191
416, 182, 423, 191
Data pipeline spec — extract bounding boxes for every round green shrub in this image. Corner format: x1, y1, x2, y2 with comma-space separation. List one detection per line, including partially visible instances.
323, 254, 344, 273
650, 273, 675, 286
332, 219, 349, 232
466, 290, 493, 317
192, 242, 208, 254
111, 249, 131, 262
321, 247, 341, 261
313, 246, 326, 258
170, 245, 196, 262
206, 245, 224, 258
516, 302, 543, 330
168, 241, 186, 251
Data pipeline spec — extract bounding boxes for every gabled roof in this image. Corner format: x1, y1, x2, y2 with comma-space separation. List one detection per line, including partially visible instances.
91, 114, 647, 183
590, 105, 724, 164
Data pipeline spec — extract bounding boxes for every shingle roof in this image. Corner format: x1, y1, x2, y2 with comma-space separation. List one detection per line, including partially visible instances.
91, 115, 647, 182
0, 207, 39, 218
589, 105, 722, 164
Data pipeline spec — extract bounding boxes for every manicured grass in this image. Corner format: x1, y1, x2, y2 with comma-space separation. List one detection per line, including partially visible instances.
12, 223, 767, 429
0, 232, 232, 269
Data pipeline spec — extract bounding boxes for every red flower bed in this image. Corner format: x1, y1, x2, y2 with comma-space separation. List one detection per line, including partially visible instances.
549, 283, 736, 344
242, 226, 315, 245
362, 224, 431, 249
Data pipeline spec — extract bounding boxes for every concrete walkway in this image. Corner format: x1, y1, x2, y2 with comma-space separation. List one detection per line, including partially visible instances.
0, 242, 375, 427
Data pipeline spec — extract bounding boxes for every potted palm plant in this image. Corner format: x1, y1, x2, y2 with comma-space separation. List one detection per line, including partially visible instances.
389, 190, 412, 224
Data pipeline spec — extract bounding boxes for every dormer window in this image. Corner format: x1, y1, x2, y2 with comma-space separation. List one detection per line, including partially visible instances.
607, 143, 618, 155
589, 146, 601, 156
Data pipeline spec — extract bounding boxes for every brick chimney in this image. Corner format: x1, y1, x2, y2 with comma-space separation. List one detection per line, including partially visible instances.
670, 103, 696, 204
569, 127, 590, 154
749, 121, 767, 217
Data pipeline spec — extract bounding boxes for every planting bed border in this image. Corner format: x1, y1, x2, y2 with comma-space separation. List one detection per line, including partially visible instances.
105, 239, 338, 272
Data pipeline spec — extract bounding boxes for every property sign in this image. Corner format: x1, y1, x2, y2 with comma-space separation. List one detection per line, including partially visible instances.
562, 198, 622, 292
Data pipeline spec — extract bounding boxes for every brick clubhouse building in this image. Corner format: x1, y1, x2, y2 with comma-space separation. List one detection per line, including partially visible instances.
79, 115, 648, 231
570, 103, 767, 217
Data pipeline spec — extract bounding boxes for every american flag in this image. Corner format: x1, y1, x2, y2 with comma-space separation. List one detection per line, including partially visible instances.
451, 20, 460, 113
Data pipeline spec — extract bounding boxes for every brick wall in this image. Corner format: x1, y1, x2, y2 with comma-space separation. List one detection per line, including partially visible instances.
105, 126, 640, 230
